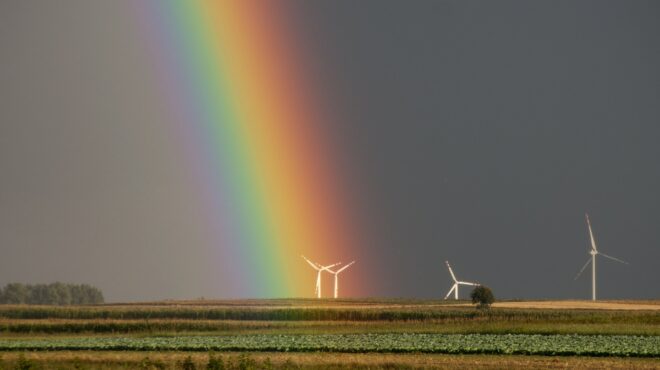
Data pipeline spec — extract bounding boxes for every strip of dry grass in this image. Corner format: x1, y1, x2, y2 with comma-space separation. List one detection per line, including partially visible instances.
1, 351, 658, 369
494, 300, 660, 310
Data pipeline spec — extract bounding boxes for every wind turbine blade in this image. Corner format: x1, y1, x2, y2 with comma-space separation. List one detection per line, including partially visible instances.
336, 261, 355, 274
574, 257, 592, 280
445, 261, 458, 283
302, 255, 320, 271
320, 262, 341, 272
598, 252, 629, 265
458, 281, 478, 286
315, 271, 322, 297
444, 284, 456, 300
585, 213, 598, 252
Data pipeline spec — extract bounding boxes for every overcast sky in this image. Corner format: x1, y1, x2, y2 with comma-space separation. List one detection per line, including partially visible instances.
1, 1, 658, 301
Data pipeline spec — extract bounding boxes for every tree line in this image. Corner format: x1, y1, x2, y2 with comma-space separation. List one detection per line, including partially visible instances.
0, 283, 104, 305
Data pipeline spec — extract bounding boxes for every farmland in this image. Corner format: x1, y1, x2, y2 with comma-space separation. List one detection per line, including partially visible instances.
1, 333, 659, 356
0, 299, 658, 369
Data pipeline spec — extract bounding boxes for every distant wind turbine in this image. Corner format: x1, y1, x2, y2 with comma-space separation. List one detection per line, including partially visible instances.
327, 261, 355, 299
302, 255, 340, 299
444, 261, 478, 300
575, 213, 628, 301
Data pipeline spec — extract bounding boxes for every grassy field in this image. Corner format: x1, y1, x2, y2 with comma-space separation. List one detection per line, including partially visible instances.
1, 351, 659, 369
0, 299, 657, 369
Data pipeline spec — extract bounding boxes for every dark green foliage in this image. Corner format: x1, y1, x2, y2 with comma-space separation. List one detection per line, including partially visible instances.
237, 354, 255, 370
71, 357, 86, 370
0, 283, 103, 305
0, 307, 479, 321
180, 356, 196, 370
14, 354, 37, 370
140, 357, 166, 370
206, 353, 224, 370
282, 359, 298, 369
470, 286, 495, 309
0, 305, 657, 326
4, 334, 660, 357
261, 357, 273, 370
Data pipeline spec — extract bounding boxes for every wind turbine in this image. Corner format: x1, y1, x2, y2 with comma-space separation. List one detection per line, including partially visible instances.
444, 261, 478, 300
327, 261, 355, 299
302, 255, 340, 298
575, 213, 628, 301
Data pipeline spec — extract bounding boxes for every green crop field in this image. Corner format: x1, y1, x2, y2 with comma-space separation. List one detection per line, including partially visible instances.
0, 299, 658, 369
1, 333, 659, 357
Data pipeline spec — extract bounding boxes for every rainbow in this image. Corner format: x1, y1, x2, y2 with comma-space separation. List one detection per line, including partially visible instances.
133, 1, 364, 297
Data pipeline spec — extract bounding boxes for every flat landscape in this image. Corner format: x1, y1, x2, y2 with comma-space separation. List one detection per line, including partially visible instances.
492, 300, 660, 311
0, 299, 658, 369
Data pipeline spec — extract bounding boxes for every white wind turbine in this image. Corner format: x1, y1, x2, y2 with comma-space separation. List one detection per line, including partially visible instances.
444, 261, 478, 300
575, 213, 628, 301
302, 255, 340, 299
326, 261, 355, 299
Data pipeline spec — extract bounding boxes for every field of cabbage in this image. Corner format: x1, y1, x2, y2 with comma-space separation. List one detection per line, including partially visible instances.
1, 333, 658, 357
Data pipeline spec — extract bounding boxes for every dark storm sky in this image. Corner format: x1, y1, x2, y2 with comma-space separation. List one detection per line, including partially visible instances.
1, 1, 659, 301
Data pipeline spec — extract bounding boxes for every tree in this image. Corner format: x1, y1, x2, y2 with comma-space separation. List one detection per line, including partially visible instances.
0, 283, 104, 305
28, 284, 50, 304
470, 285, 495, 309
0, 283, 28, 304
79, 284, 104, 304
50, 282, 72, 305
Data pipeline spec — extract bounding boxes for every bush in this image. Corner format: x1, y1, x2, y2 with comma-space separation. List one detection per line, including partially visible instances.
140, 356, 166, 369
206, 353, 224, 370
15, 353, 37, 370
470, 285, 495, 309
180, 356, 196, 370
262, 357, 274, 370
237, 354, 256, 370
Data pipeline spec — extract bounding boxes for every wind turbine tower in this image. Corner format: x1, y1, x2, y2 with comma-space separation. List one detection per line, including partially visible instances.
575, 214, 628, 301
444, 261, 478, 300
302, 255, 340, 299
327, 261, 355, 299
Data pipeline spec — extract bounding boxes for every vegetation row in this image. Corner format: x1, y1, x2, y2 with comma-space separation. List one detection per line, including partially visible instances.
0, 334, 658, 357
0, 306, 657, 323
0, 283, 103, 306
